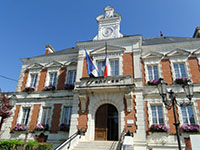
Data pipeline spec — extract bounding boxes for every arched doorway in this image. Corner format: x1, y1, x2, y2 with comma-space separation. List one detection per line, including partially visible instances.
95, 104, 118, 141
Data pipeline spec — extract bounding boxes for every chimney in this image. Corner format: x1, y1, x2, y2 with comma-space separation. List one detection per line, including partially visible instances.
45, 44, 55, 54
193, 27, 200, 38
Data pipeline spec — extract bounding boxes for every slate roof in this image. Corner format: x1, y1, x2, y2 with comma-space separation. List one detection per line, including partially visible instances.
142, 36, 200, 46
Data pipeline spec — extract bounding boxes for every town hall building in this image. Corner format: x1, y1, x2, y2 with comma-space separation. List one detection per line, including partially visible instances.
1, 6, 200, 150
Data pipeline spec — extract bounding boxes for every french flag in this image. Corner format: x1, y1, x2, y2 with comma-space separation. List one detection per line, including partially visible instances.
84, 49, 98, 77
104, 44, 109, 77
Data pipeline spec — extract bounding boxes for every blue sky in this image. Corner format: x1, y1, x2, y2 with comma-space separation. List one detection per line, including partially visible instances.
0, 0, 200, 92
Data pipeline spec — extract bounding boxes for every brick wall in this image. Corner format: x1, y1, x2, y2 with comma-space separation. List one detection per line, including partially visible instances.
37, 69, 47, 91
167, 104, 179, 135
57, 67, 66, 90
161, 59, 173, 84
10, 105, 21, 132
188, 57, 200, 83
141, 60, 146, 85
21, 71, 29, 92
29, 104, 41, 132
123, 95, 137, 133
50, 104, 62, 133
82, 58, 89, 78
144, 101, 149, 135
123, 53, 134, 77
77, 98, 89, 132
196, 100, 200, 117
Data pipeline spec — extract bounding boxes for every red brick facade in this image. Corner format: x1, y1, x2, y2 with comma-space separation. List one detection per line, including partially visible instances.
21, 71, 29, 92
37, 69, 47, 91
123, 53, 134, 77
161, 59, 173, 84
123, 95, 137, 133
57, 67, 66, 90
77, 98, 89, 132
50, 104, 62, 133
29, 104, 41, 132
144, 101, 149, 134
10, 105, 21, 132
188, 57, 200, 83
82, 58, 89, 78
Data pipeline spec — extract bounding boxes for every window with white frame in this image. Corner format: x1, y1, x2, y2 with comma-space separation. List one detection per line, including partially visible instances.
66, 71, 76, 85
49, 72, 57, 86
41, 107, 51, 125
110, 59, 119, 76
21, 107, 30, 125
147, 65, 159, 80
181, 105, 195, 125
62, 106, 72, 125
173, 63, 187, 79
151, 105, 164, 125
30, 74, 38, 87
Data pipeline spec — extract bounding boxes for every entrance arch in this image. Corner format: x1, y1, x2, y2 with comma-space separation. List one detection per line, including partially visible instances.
95, 104, 118, 141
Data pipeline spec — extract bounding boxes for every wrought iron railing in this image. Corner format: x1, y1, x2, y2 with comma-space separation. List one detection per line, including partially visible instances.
116, 129, 126, 150
55, 129, 83, 150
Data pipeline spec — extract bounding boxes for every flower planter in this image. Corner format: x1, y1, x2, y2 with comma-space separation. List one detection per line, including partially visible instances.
64, 84, 74, 90
13, 123, 27, 132
59, 123, 70, 132
174, 78, 189, 85
43, 85, 56, 91
149, 124, 169, 132
35, 133, 48, 143
147, 79, 161, 86
35, 124, 49, 132
24, 87, 35, 93
181, 124, 200, 133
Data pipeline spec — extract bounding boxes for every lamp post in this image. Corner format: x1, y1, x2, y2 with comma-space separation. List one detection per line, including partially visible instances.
157, 79, 193, 150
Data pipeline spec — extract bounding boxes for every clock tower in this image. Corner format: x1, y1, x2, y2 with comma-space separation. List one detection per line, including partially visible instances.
93, 6, 123, 40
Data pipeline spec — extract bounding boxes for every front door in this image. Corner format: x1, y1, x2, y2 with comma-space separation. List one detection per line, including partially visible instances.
95, 104, 118, 141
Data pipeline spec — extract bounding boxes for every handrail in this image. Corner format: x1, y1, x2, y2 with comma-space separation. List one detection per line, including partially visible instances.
116, 129, 126, 150
55, 130, 82, 150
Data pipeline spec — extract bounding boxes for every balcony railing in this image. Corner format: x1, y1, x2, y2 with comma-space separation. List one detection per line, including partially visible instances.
77, 75, 134, 88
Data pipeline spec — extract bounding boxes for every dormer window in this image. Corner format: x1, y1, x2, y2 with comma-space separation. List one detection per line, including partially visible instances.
147, 65, 159, 80
30, 74, 38, 88
49, 72, 57, 86
173, 63, 187, 79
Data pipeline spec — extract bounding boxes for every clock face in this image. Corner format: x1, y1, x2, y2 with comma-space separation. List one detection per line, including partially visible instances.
102, 27, 113, 37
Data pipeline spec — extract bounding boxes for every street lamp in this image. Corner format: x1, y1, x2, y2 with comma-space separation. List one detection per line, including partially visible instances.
157, 79, 193, 150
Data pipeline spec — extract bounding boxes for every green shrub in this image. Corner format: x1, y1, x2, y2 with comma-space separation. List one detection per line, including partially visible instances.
0, 140, 53, 150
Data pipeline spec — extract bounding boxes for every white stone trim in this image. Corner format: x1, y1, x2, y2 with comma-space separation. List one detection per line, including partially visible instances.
45, 67, 60, 87
86, 92, 124, 141
177, 99, 199, 125
169, 56, 191, 81
147, 99, 168, 128
26, 69, 41, 90
144, 58, 162, 83
17, 104, 33, 126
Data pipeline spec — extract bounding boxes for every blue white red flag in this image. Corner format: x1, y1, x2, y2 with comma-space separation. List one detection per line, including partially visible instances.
84, 49, 98, 77
103, 43, 109, 77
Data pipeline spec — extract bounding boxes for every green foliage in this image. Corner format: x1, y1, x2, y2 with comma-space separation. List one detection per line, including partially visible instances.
0, 140, 53, 150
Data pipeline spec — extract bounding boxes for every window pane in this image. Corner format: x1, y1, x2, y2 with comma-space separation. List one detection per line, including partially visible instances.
63, 107, 72, 125
97, 61, 104, 76
110, 60, 119, 76
151, 105, 164, 124
147, 66, 153, 80
181, 106, 188, 124
187, 106, 195, 125
49, 72, 57, 86
30, 74, 38, 87
173, 64, 180, 78
67, 71, 76, 85
153, 66, 159, 79
21, 108, 30, 125
180, 64, 186, 78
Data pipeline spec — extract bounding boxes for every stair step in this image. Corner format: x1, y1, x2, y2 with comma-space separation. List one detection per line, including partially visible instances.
71, 141, 118, 150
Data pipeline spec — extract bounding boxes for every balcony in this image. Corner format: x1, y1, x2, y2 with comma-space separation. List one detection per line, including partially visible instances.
77, 75, 135, 89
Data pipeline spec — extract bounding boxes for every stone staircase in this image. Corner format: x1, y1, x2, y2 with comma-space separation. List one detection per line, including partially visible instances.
71, 141, 118, 150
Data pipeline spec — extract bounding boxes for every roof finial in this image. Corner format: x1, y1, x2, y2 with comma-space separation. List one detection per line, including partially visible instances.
160, 31, 163, 37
